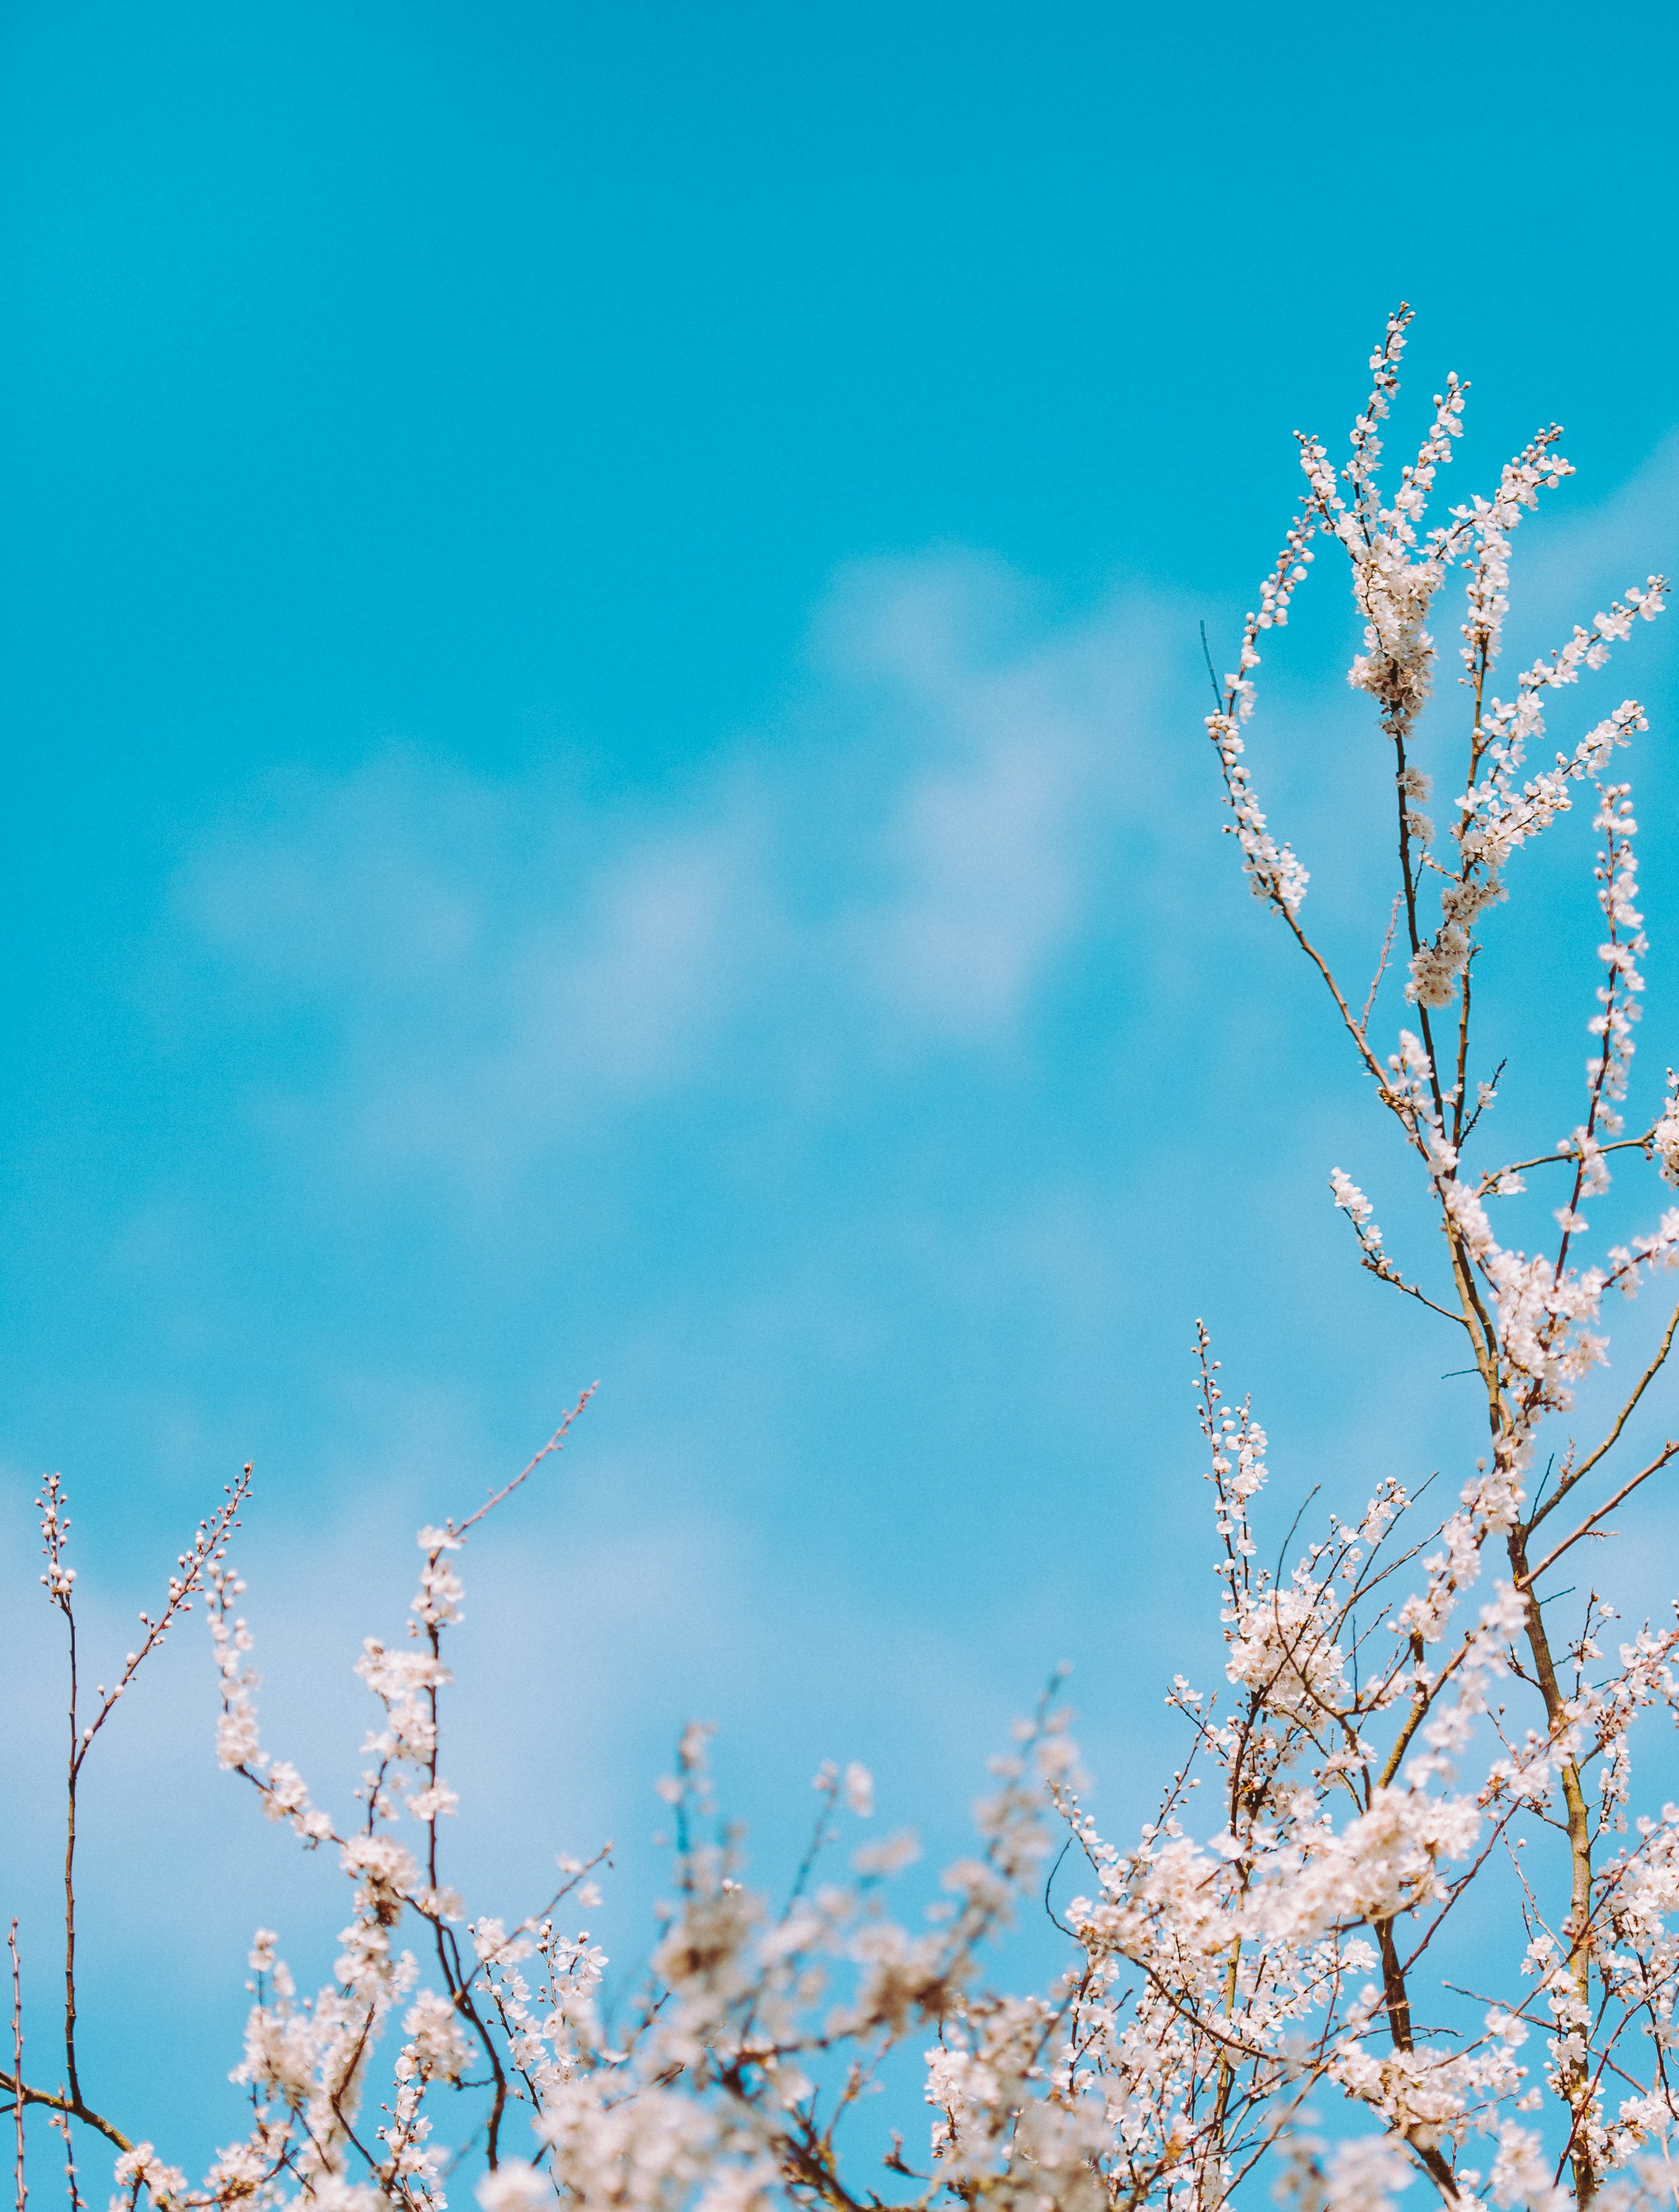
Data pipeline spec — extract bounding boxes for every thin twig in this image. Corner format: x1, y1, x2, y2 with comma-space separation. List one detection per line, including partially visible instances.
1520, 1442, 1679, 1589
1477, 1127, 1657, 1197
9, 1925, 24, 2212
1199, 621, 1223, 711
43, 1469, 250, 2115
1361, 895, 1402, 1037
49, 2115, 79, 2212
447, 1384, 598, 1541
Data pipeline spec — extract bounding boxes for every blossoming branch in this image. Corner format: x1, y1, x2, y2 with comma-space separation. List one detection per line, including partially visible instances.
5, 307, 1677, 2212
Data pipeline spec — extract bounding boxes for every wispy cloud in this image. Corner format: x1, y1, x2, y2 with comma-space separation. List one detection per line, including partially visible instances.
178, 554, 1191, 1186
823, 555, 1174, 1033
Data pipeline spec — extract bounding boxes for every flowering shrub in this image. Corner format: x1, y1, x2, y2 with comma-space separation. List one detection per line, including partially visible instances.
7, 307, 1679, 2212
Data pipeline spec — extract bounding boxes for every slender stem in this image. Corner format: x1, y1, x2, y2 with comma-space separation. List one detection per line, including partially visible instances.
1477, 1130, 1656, 1197
1360, 895, 1402, 1037
448, 1386, 596, 1541
52, 2114, 81, 2212
1520, 1443, 1679, 1589
10, 1925, 25, 2212
41, 1473, 249, 2133
1357, 1253, 1473, 1329
1446, 640, 1495, 1153
1451, 961, 1474, 1152
60, 1614, 78, 2115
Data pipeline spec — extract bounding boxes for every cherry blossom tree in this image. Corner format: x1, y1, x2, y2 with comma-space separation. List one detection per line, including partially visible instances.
5, 306, 1679, 2212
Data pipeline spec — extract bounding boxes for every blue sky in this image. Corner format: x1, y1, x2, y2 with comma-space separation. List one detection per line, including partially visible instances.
4, 0, 1679, 2170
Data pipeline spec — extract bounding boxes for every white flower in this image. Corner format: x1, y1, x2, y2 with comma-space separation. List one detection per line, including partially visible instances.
476, 2165, 553, 2212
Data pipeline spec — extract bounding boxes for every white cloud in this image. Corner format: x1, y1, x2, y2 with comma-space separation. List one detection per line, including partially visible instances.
824, 555, 1165, 1032
178, 554, 1186, 1184
181, 750, 495, 992
350, 809, 771, 1179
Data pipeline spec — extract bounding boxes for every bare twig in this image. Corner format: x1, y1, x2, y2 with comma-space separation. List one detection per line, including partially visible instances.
1520, 1442, 1679, 1589
446, 1384, 598, 1541
1361, 894, 1402, 1037
1199, 621, 1224, 712
10, 1925, 24, 2212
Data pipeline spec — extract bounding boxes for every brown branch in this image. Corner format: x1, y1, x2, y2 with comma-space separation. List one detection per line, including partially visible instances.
0, 2080, 129, 2161
1378, 1623, 1481, 1791
1507, 1525, 1599, 2208
1519, 1441, 1679, 1589
1356, 1251, 1475, 1330
1477, 1129, 1657, 1198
